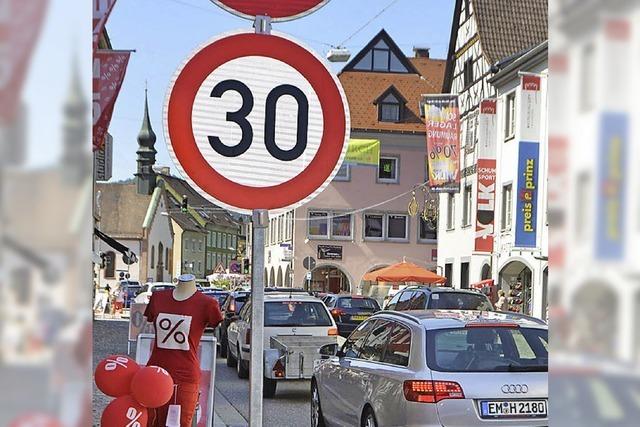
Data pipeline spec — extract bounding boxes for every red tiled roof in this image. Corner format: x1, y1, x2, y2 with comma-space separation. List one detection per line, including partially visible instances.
338, 58, 446, 133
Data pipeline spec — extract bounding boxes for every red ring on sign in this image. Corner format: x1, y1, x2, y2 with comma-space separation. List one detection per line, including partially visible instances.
212, 0, 330, 22
167, 33, 346, 210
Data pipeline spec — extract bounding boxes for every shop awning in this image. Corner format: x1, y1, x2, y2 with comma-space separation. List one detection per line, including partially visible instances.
470, 279, 494, 288
363, 260, 446, 284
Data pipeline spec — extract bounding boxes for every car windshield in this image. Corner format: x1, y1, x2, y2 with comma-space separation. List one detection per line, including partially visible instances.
427, 327, 548, 372
428, 292, 493, 310
337, 297, 380, 310
264, 301, 333, 327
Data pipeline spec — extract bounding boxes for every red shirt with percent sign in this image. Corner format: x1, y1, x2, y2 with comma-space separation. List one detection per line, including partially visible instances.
144, 290, 223, 384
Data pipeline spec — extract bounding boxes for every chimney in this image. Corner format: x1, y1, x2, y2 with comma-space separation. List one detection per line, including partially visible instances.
413, 46, 430, 58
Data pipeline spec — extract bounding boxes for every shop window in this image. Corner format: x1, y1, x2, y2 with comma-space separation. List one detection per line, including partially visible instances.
308, 211, 329, 239
364, 213, 384, 240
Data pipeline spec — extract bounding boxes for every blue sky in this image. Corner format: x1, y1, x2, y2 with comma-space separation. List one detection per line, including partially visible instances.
104, 0, 455, 181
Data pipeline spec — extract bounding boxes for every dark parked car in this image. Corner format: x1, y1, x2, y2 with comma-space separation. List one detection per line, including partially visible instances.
202, 289, 230, 307
215, 290, 250, 358
385, 286, 494, 312
323, 294, 381, 337
119, 280, 141, 308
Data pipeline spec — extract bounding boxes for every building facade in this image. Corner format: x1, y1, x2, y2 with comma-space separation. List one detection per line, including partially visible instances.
437, 0, 548, 318
269, 30, 445, 300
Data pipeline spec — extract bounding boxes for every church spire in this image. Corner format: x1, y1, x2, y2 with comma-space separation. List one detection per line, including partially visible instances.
135, 87, 157, 195
62, 53, 89, 184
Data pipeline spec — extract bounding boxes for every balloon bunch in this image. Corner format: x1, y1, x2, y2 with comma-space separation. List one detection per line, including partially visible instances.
95, 355, 175, 427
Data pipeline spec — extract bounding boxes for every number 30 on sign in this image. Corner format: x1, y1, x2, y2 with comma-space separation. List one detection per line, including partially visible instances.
164, 31, 350, 214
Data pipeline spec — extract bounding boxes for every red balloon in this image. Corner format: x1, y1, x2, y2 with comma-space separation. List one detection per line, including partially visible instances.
101, 395, 148, 427
95, 354, 140, 397
130, 366, 174, 408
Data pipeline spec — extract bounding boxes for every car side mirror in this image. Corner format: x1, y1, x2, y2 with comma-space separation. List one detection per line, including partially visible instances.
319, 343, 339, 359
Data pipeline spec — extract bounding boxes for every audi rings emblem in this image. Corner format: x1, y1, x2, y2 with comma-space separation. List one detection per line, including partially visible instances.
501, 384, 529, 394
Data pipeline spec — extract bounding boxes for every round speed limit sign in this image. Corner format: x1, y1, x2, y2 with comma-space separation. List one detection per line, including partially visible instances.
164, 31, 350, 214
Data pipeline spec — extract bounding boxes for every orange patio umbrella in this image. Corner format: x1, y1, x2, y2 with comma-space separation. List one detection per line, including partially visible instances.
363, 259, 446, 284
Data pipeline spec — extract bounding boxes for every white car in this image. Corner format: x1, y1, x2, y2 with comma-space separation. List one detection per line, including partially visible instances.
133, 282, 176, 304
226, 292, 339, 396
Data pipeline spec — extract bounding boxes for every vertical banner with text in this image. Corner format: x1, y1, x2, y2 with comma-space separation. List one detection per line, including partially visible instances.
475, 99, 497, 252
93, 50, 130, 151
93, 0, 117, 49
424, 95, 460, 192
514, 75, 542, 248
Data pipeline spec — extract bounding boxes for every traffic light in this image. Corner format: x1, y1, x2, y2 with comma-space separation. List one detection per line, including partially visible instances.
181, 195, 188, 213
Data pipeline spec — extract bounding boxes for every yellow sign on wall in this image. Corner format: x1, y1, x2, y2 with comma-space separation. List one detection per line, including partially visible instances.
344, 139, 380, 166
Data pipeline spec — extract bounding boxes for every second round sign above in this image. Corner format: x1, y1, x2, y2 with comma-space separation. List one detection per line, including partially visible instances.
164, 30, 350, 214
210, 0, 331, 22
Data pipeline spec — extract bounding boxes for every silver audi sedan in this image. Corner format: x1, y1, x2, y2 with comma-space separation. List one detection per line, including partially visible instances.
311, 310, 548, 427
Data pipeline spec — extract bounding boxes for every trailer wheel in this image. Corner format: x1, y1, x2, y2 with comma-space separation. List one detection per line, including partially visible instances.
263, 377, 277, 398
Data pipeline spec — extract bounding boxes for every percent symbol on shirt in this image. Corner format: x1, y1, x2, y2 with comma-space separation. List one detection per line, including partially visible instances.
125, 407, 143, 427
105, 356, 129, 371
159, 318, 187, 344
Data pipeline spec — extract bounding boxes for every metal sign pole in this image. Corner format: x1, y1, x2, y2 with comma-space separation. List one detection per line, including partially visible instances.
249, 209, 268, 426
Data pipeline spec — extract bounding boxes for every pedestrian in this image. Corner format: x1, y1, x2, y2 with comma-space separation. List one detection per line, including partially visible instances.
113, 285, 125, 315
495, 290, 507, 311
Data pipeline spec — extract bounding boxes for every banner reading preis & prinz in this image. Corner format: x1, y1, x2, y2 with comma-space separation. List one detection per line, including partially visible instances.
424, 95, 460, 192
514, 74, 542, 248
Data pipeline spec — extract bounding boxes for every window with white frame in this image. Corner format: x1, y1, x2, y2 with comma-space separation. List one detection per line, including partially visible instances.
308, 211, 329, 239
462, 184, 472, 226
278, 216, 284, 242
331, 213, 353, 239
501, 184, 513, 230
505, 92, 516, 139
447, 193, 455, 230
387, 214, 409, 241
364, 213, 384, 240
231, 235, 237, 250
378, 156, 399, 183
334, 163, 351, 181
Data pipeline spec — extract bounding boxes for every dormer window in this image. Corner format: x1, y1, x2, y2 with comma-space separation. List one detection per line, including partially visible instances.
379, 94, 401, 122
375, 86, 407, 123
346, 30, 418, 74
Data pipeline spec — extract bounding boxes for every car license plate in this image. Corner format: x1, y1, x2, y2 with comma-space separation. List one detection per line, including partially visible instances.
480, 400, 547, 418
351, 315, 369, 321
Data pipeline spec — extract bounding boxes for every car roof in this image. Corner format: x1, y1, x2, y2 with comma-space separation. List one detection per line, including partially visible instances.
402, 286, 486, 296
262, 293, 321, 302
373, 309, 547, 329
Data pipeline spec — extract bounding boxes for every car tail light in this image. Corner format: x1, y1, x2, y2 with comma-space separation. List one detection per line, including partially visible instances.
273, 359, 285, 378
330, 308, 345, 319
245, 328, 251, 345
327, 327, 338, 336
403, 380, 464, 403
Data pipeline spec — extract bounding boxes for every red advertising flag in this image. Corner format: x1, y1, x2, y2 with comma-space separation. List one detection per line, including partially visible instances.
93, 0, 117, 49
0, 0, 48, 124
423, 95, 460, 192
93, 50, 130, 151
474, 99, 497, 253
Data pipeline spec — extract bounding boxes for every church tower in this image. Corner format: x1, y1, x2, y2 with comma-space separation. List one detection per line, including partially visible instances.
135, 89, 157, 195
62, 57, 89, 184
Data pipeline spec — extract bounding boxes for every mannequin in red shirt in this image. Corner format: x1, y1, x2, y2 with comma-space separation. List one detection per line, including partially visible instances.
144, 274, 223, 427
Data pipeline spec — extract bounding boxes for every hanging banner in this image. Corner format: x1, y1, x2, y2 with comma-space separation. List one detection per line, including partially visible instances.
514, 141, 540, 248
93, 50, 131, 151
423, 95, 460, 192
474, 99, 497, 252
0, 0, 48, 124
514, 74, 542, 248
596, 113, 627, 260
344, 139, 380, 166
93, 0, 117, 49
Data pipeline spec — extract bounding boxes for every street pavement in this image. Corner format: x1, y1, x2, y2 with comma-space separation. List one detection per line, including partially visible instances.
93, 319, 310, 426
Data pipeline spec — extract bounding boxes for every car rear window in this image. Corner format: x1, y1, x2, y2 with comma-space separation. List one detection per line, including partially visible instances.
427, 292, 493, 310
265, 301, 333, 327
427, 327, 548, 372
337, 297, 380, 310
